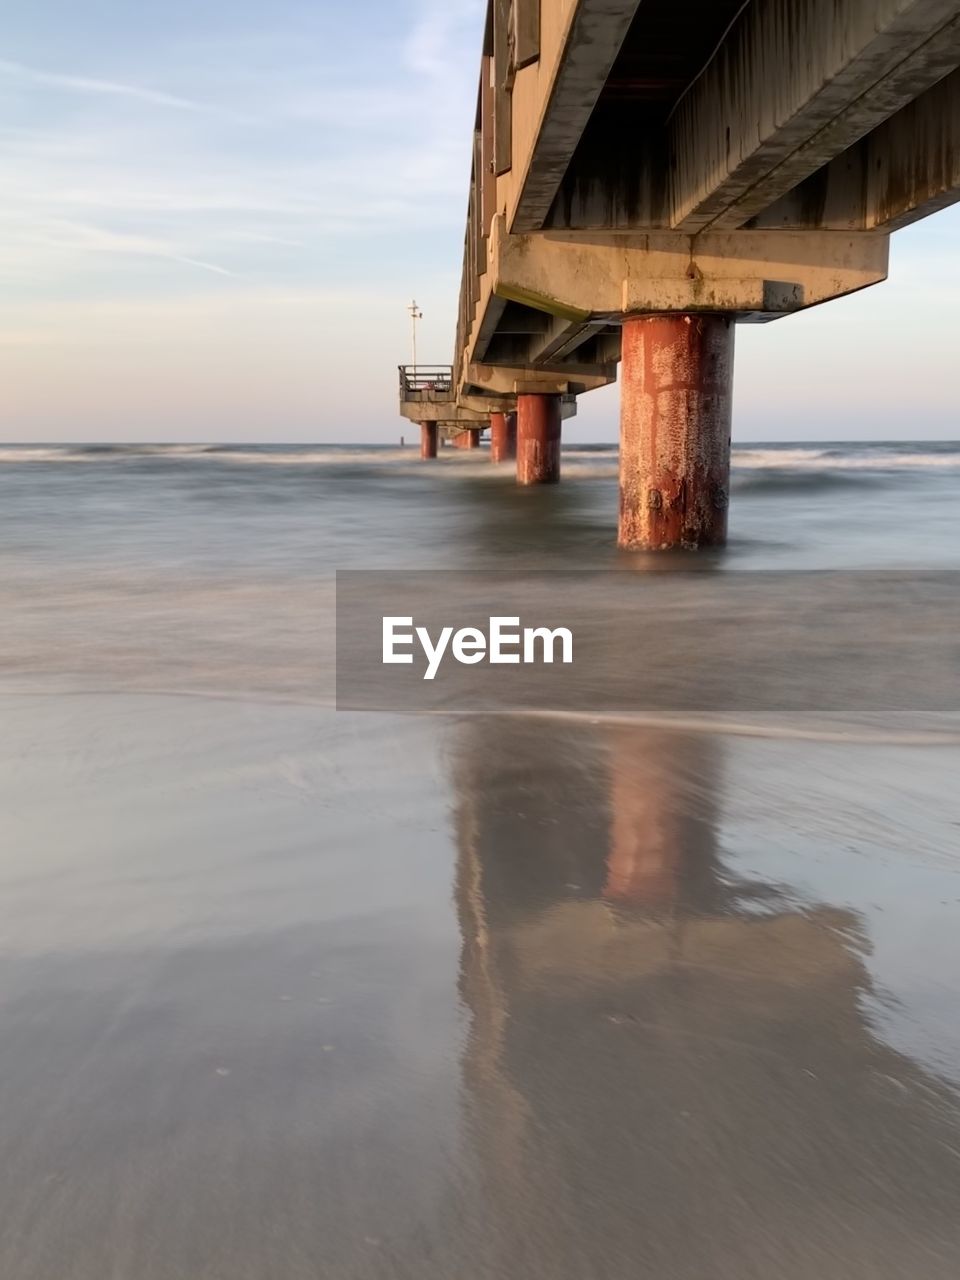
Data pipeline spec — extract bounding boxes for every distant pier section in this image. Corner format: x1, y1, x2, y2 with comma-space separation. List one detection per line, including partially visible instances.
399, 364, 575, 458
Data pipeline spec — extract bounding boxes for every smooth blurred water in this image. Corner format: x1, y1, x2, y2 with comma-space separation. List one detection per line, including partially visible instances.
2, 441, 960, 1279
3, 439, 960, 699
2, 439, 960, 580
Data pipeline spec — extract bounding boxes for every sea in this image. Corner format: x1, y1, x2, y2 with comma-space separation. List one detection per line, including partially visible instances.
1, 439, 960, 1278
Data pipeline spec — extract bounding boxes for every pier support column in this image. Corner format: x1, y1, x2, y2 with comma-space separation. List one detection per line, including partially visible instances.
419, 421, 438, 460
489, 412, 517, 463
517, 394, 561, 485
619, 314, 734, 550
465, 428, 481, 450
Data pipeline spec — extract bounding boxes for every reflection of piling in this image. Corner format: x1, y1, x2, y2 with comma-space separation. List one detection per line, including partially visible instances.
619, 314, 734, 550
603, 728, 723, 912
446, 716, 960, 1276
517, 394, 561, 485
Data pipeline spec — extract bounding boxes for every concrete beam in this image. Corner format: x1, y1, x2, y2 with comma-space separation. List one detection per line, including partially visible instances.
473, 293, 508, 361
463, 362, 613, 396
671, 0, 960, 232
868, 63, 960, 228
488, 216, 890, 319
458, 393, 517, 414
399, 400, 495, 425
511, 0, 642, 233
496, 307, 553, 334
525, 316, 607, 364
747, 64, 960, 231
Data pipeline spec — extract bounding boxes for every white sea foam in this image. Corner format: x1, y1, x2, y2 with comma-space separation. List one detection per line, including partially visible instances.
0, 445, 415, 466
733, 447, 960, 470
0, 447, 85, 463
209, 448, 413, 465
2, 443, 959, 472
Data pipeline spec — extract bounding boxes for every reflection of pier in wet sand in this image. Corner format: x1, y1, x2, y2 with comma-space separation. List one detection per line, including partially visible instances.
452, 720, 960, 1278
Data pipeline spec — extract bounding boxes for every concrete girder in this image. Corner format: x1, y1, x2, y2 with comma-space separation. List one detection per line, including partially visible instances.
524, 316, 608, 364
510, 0, 643, 234
671, 0, 960, 232
462, 361, 613, 396
496, 307, 553, 335
869, 64, 960, 228
752, 64, 960, 232
473, 292, 508, 359
458, 393, 517, 414
486, 217, 890, 321
559, 395, 579, 422
399, 400, 494, 425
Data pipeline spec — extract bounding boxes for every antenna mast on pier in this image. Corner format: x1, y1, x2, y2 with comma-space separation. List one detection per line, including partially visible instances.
408, 299, 423, 371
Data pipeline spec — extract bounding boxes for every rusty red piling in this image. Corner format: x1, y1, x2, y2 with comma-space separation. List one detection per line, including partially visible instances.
419, 421, 438, 460
490, 411, 517, 463
517, 394, 561, 485
619, 314, 734, 550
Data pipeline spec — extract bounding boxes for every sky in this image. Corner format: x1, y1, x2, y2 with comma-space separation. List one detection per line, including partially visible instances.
0, 0, 958, 443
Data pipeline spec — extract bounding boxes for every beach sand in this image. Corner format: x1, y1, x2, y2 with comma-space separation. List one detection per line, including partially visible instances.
1, 692, 959, 1277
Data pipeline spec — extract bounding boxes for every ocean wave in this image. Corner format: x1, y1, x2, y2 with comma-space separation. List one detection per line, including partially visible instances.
203, 448, 416, 466
0, 447, 89, 463
2, 442, 959, 473
731, 471, 877, 495
560, 462, 619, 479
733, 447, 960, 470
1, 685, 956, 745
0, 445, 418, 467
0, 444, 218, 463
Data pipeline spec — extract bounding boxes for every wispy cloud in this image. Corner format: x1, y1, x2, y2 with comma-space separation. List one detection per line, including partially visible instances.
0, 57, 203, 110
0, 216, 238, 281
170, 255, 237, 277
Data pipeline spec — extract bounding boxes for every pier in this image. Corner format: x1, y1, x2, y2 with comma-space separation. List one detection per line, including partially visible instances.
399, 0, 960, 547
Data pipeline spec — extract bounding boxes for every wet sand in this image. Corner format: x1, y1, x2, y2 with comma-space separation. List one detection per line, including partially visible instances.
2, 693, 959, 1278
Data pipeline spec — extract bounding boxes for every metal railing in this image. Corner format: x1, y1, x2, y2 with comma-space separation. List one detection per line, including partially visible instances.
399, 365, 453, 398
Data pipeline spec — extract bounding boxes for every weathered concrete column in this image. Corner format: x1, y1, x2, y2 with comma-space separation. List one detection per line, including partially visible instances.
419, 421, 438, 460
619, 314, 734, 550
489, 411, 517, 463
506, 411, 517, 456
517, 395, 561, 485
465, 428, 480, 450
